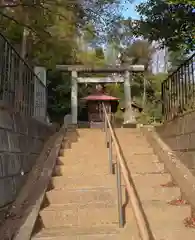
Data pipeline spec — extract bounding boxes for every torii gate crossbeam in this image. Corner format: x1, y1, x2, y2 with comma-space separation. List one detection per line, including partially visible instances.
56, 65, 144, 127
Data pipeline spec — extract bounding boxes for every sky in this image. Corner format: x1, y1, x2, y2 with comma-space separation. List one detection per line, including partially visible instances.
121, 0, 144, 19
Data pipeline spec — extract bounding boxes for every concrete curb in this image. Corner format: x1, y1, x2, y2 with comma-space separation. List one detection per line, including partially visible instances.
142, 127, 195, 211
0, 127, 65, 240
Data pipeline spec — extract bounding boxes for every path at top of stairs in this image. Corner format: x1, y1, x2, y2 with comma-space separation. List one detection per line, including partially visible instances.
31, 128, 140, 240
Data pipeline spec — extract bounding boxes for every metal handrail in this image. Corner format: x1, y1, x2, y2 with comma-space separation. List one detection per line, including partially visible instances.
102, 103, 150, 240
161, 52, 195, 121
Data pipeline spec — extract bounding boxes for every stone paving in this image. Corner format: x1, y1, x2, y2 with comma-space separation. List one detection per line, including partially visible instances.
31, 127, 195, 239
31, 129, 140, 240
116, 128, 195, 240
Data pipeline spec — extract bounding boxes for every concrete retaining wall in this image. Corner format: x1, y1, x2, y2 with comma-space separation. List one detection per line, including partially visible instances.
0, 106, 54, 221
156, 110, 195, 174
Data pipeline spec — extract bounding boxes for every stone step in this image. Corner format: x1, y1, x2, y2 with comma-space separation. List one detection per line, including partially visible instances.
58, 148, 108, 162
141, 201, 195, 240
55, 160, 109, 170
57, 156, 109, 166
32, 234, 118, 240
115, 129, 195, 239
152, 227, 195, 240
60, 144, 107, 155
137, 186, 180, 203
32, 225, 120, 239
39, 205, 118, 228
117, 141, 151, 149
53, 165, 110, 176
115, 132, 153, 153
131, 174, 180, 202
124, 153, 160, 163
46, 188, 117, 205
143, 201, 190, 224
57, 155, 109, 164
132, 173, 171, 185
115, 131, 150, 143
114, 136, 150, 145
126, 161, 165, 174
115, 128, 143, 135
119, 146, 154, 155
51, 175, 115, 189
63, 141, 105, 148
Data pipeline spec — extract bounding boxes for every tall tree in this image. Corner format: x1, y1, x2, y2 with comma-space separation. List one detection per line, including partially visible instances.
132, 0, 195, 53
121, 40, 155, 70
120, 40, 155, 107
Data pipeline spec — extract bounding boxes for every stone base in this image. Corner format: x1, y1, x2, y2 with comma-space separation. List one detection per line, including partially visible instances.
90, 122, 104, 129
77, 122, 90, 128
68, 124, 78, 130
123, 122, 137, 128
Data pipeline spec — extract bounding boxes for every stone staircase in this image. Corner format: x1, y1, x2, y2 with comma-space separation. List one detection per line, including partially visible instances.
116, 128, 195, 240
31, 128, 140, 240
31, 127, 195, 240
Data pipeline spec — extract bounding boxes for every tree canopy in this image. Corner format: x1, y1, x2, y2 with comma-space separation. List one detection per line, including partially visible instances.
0, 0, 129, 66
132, 0, 195, 53
169, 0, 195, 6
0, 0, 191, 124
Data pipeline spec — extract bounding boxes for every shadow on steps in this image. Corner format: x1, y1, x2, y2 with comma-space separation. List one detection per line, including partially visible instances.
46, 179, 55, 192
40, 195, 50, 211
31, 214, 45, 237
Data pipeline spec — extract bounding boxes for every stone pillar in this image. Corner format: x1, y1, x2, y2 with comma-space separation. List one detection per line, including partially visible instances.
123, 70, 136, 127
34, 66, 47, 122
71, 71, 78, 124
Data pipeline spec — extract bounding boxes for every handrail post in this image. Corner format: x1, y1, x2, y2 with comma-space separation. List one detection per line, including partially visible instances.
108, 131, 114, 174
105, 115, 108, 147
103, 106, 106, 132
102, 103, 150, 238
116, 160, 124, 228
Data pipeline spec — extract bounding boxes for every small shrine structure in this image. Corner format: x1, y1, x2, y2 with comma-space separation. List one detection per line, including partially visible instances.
81, 89, 119, 127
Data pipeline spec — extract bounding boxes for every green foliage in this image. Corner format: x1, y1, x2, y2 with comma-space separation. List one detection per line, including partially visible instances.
120, 40, 155, 70
0, 0, 126, 65
47, 70, 71, 123
136, 73, 168, 124
1, 0, 176, 125
119, 39, 168, 124
105, 84, 123, 98
168, 50, 189, 72
103, 39, 167, 125
133, 0, 195, 53
95, 47, 105, 60
169, 0, 195, 6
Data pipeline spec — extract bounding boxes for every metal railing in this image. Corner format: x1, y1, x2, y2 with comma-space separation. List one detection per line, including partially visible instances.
102, 103, 150, 240
162, 53, 195, 121
0, 32, 46, 116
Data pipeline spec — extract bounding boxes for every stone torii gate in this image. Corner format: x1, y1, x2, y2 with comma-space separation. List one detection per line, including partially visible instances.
56, 65, 144, 126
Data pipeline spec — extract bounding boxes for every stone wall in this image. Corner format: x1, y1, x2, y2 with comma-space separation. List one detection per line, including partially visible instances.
0, 106, 54, 220
156, 110, 195, 174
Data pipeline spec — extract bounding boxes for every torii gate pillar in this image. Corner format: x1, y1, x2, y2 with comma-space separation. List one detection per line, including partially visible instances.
123, 70, 136, 127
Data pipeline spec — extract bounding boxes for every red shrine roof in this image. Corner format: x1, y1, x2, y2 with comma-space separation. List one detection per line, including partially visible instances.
81, 93, 119, 101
